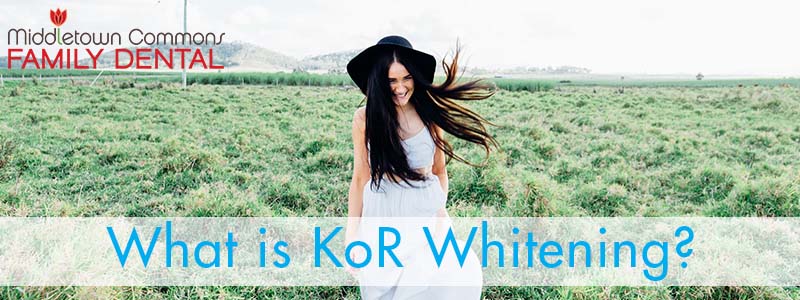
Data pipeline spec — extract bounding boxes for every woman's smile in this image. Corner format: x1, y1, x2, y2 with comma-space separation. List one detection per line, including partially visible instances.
394, 90, 409, 102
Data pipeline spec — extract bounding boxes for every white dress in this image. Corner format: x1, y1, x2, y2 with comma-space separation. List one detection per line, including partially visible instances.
359, 126, 482, 300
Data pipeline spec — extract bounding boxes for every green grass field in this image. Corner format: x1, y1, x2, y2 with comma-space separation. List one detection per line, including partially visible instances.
1, 81, 799, 299
0, 70, 554, 92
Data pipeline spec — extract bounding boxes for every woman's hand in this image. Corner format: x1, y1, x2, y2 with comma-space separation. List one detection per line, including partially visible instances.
434, 207, 451, 240
343, 228, 361, 277
345, 246, 362, 277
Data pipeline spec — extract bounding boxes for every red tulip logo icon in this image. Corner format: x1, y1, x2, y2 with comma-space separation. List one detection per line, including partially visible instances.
50, 8, 67, 44
50, 9, 67, 27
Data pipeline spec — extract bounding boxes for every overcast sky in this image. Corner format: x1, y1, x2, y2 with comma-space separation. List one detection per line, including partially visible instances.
2, 0, 798, 75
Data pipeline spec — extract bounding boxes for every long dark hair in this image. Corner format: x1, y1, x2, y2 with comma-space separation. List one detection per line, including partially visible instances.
364, 45, 499, 190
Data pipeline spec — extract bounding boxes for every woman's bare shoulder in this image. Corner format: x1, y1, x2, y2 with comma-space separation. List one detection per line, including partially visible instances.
430, 122, 444, 135
353, 106, 366, 129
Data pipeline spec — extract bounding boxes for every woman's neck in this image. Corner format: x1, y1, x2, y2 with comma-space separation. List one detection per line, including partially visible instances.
395, 103, 415, 115
396, 103, 416, 131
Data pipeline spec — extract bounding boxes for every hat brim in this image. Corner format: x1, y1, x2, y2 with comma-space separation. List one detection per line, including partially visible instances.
347, 44, 436, 95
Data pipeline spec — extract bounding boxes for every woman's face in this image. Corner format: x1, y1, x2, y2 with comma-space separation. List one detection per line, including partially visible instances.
387, 61, 414, 107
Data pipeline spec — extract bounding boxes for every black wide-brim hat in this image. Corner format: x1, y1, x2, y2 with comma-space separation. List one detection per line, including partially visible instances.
347, 35, 436, 95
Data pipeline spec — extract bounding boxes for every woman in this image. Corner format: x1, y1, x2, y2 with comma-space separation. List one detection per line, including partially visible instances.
345, 36, 498, 299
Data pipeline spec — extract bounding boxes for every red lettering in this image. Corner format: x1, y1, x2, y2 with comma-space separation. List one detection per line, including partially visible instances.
154, 48, 173, 69
175, 48, 191, 69
115, 49, 134, 69
74, 49, 89, 69
22, 49, 40, 69
209, 48, 223, 69
135, 48, 152, 69
188, 49, 207, 69
7, 49, 23, 69
41, 49, 64, 69
87, 49, 104, 69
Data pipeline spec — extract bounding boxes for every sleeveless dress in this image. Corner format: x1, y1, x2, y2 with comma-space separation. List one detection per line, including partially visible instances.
359, 126, 482, 300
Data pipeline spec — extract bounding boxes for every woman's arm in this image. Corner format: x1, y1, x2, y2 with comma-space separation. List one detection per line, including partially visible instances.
346, 107, 370, 242
431, 125, 450, 219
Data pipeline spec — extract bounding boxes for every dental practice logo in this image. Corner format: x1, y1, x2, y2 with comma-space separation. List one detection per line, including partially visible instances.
50, 8, 67, 44
6, 7, 225, 70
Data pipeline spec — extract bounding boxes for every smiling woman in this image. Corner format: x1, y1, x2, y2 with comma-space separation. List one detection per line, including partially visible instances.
345, 35, 499, 300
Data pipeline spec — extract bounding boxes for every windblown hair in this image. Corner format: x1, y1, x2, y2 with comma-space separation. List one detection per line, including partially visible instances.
364, 45, 499, 190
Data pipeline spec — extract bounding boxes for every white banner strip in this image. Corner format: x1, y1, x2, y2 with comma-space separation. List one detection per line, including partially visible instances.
0, 217, 798, 286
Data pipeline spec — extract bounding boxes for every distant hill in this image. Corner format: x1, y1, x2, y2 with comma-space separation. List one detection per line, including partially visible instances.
300, 50, 361, 73
217, 42, 300, 71
2, 56, 22, 69
469, 65, 592, 76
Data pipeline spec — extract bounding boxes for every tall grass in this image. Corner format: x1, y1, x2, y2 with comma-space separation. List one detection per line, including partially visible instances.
0, 69, 177, 77
185, 72, 354, 86
1, 70, 555, 91
1, 83, 799, 298
491, 78, 554, 92
558, 78, 800, 88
